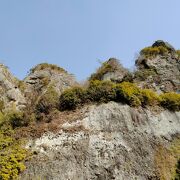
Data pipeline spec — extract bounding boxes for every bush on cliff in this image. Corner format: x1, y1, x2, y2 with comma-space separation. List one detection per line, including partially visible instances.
59, 80, 180, 111
114, 82, 142, 107
36, 86, 59, 114
141, 89, 160, 106
59, 86, 86, 110
160, 92, 180, 111
0, 114, 28, 180
86, 80, 116, 103
140, 46, 169, 58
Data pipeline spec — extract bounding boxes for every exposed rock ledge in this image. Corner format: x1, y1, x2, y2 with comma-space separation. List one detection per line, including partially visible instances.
21, 102, 180, 180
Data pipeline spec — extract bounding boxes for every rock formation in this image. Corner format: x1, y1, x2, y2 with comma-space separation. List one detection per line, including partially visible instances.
0, 64, 26, 110
21, 102, 180, 180
135, 40, 180, 93
0, 40, 179, 180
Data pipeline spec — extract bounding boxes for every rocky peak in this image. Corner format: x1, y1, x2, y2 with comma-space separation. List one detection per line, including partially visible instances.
152, 40, 175, 53
0, 64, 26, 110
24, 63, 78, 96
89, 58, 130, 82
135, 40, 180, 93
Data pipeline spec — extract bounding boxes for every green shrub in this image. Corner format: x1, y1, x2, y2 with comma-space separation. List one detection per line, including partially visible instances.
59, 80, 180, 111
140, 46, 169, 58
0, 110, 34, 129
8, 111, 25, 128
59, 86, 86, 110
160, 92, 180, 111
0, 128, 27, 180
30, 63, 67, 74
0, 100, 4, 112
86, 80, 116, 103
36, 86, 59, 114
114, 82, 142, 107
141, 89, 160, 106
176, 50, 180, 58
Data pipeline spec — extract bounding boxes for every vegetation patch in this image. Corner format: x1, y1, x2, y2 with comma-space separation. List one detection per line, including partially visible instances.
59, 80, 180, 111
155, 138, 180, 180
0, 113, 28, 180
160, 92, 180, 111
140, 46, 169, 58
176, 50, 180, 59
114, 82, 142, 107
141, 89, 160, 106
30, 63, 67, 74
36, 86, 59, 115
86, 80, 116, 103
59, 86, 86, 110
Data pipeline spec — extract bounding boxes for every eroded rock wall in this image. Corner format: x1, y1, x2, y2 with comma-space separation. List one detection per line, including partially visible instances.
21, 102, 180, 180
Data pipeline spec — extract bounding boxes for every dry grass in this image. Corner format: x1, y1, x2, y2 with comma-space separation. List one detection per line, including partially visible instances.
15, 106, 88, 139
154, 137, 180, 180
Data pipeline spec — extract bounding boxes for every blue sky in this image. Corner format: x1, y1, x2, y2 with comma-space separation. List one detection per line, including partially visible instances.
0, 0, 180, 80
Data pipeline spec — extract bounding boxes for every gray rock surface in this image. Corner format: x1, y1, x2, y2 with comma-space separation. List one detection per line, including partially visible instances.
135, 42, 180, 92
21, 102, 180, 180
24, 64, 77, 95
0, 64, 26, 110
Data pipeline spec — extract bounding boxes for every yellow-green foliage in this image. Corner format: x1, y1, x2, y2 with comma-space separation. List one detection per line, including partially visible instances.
59, 86, 86, 110
0, 100, 4, 112
0, 110, 34, 129
155, 138, 180, 180
30, 63, 67, 74
89, 59, 119, 81
0, 127, 27, 180
115, 82, 142, 107
86, 80, 116, 103
176, 50, 180, 58
141, 89, 160, 106
160, 92, 180, 111
17, 80, 26, 92
140, 46, 169, 58
36, 86, 59, 114
59, 80, 180, 111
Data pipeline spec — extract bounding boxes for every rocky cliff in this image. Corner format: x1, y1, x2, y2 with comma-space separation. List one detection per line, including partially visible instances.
21, 102, 180, 180
0, 40, 179, 180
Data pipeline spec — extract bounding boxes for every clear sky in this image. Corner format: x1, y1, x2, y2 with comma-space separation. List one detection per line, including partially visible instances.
0, 0, 180, 80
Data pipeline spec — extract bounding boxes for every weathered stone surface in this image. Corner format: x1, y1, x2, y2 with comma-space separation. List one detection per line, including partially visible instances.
101, 58, 129, 82
0, 64, 26, 110
21, 102, 180, 180
135, 41, 180, 92
24, 64, 78, 97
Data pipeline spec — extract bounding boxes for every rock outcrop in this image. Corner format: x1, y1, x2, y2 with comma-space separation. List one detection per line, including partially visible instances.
0, 64, 26, 110
89, 58, 130, 82
24, 63, 77, 95
21, 102, 180, 180
135, 40, 180, 93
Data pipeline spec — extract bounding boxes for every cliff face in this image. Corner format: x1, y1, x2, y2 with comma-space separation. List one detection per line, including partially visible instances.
135, 40, 180, 93
21, 102, 180, 180
0, 64, 26, 110
0, 41, 179, 180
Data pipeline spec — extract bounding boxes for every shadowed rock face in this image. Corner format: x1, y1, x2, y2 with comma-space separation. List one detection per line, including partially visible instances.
135, 41, 180, 93
0, 64, 26, 110
21, 102, 180, 180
